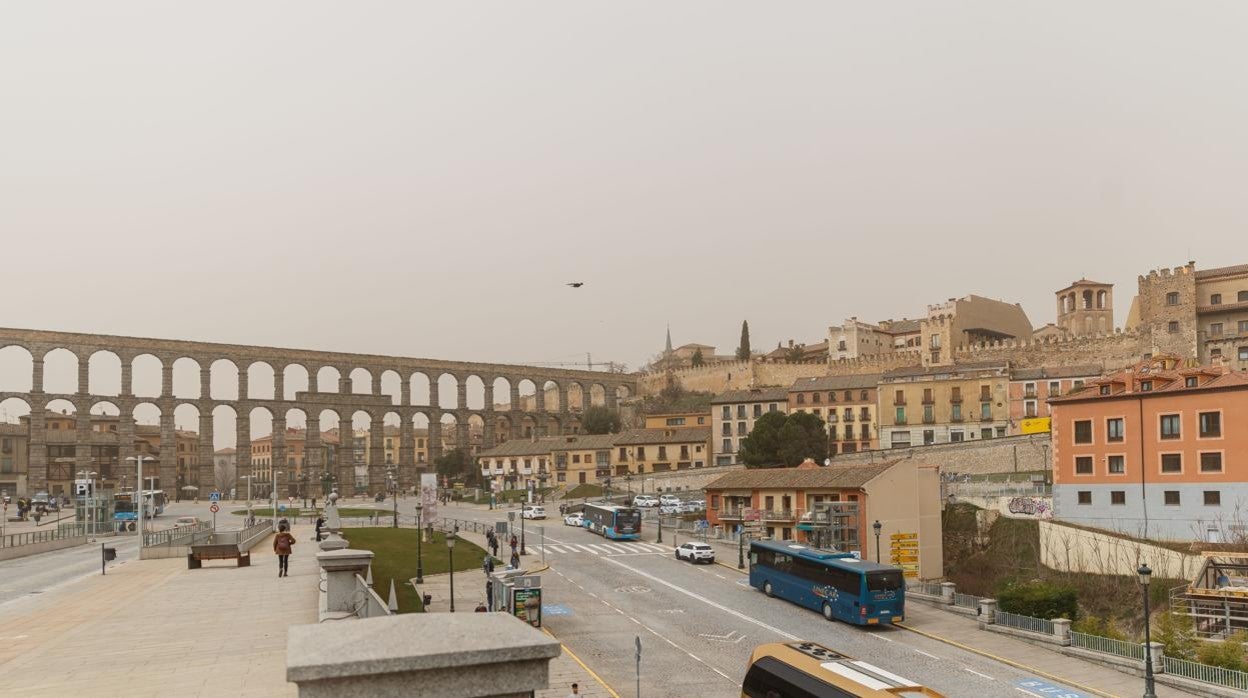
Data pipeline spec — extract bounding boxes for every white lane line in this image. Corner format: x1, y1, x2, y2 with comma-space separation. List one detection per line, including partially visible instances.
546, 545, 567, 554
964, 668, 995, 680
638, 543, 668, 553
714, 574, 725, 580
601, 556, 799, 641
914, 650, 939, 660
577, 545, 599, 555
866, 633, 894, 642
1015, 689, 1042, 697
588, 545, 615, 555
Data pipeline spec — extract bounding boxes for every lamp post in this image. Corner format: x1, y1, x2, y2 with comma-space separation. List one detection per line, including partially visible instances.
1139, 563, 1157, 698
738, 525, 745, 569
873, 520, 882, 563
446, 530, 456, 612
520, 502, 527, 555
388, 466, 398, 528
125, 455, 149, 545
415, 501, 424, 584
656, 511, 663, 545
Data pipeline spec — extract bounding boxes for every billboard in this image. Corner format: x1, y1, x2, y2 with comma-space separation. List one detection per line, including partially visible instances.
420, 473, 438, 522
1020, 417, 1051, 434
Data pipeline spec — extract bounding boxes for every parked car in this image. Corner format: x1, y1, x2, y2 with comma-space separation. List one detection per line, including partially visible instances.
685, 499, 706, 510
632, 495, 658, 507
675, 542, 715, 564
522, 506, 547, 520
175, 516, 200, 526
658, 494, 681, 507
563, 512, 583, 527
659, 505, 681, 515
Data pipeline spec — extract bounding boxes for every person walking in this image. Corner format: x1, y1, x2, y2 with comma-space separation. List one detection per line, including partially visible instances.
315, 515, 325, 542
490, 536, 499, 559
274, 522, 296, 578
509, 534, 518, 557
566, 682, 580, 697
510, 550, 521, 569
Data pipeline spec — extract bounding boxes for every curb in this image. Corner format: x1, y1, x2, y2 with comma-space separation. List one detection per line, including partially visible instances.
895, 622, 1116, 698
541, 626, 622, 698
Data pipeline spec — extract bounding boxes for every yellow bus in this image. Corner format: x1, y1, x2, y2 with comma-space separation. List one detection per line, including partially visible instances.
742, 641, 944, 697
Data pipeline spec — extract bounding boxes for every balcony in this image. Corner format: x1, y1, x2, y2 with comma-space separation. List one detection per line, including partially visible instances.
980, 415, 994, 422
893, 398, 907, 406
921, 396, 934, 405
718, 507, 745, 520
951, 415, 964, 423
844, 413, 854, 422
922, 416, 935, 424
949, 395, 963, 404
895, 418, 908, 425
859, 410, 870, 421
1024, 389, 1037, 399
760, 509, 795, 522
827, 415, 838, 423
1023, 410, 1038, 419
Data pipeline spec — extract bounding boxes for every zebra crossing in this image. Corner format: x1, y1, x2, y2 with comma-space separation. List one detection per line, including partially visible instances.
531, 541, 670, 556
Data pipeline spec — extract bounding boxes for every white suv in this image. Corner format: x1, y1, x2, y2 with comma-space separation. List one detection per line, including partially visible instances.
658, 494, 681, 507
632, 495, 658, 507
521, 506, 546, 519
675, 542, 715, 564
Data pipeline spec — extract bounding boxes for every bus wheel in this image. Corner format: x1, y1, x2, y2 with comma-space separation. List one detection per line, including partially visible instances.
822, 602, 834, 621
763, 581, 773, 597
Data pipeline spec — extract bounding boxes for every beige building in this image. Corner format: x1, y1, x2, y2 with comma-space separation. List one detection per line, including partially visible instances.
920, 295, 1032, 366
711, 387, 789, 466
827, 318, 907, 360
1128, 261, 1248, 370
0, 423, 29, 498
612, 427, 711, 476
477, 438, 555, 492
877, 362, 1011, 448
551, 434, 615, 487
643, 412, 709, 429
788, 374, 880, 454
1055, 279, 1114, 337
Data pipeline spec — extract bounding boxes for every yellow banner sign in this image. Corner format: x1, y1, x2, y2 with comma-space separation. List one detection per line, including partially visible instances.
1020, 417, 1051, 434
890, 532, 918, 541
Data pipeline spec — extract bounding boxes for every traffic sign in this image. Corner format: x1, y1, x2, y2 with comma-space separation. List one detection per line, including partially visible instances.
209, 503, 220, 513
208, 492, 220, 503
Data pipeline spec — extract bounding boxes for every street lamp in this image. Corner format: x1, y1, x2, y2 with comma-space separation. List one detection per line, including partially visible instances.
125, 455, 150, 544
520, 502, 527, 555
387, 466, 398, 528
415, 501, 424, 584
446, 530, 457, 612
738, 525, 745, 569
1139, 563, 1157, 698
873, 520, 883, 563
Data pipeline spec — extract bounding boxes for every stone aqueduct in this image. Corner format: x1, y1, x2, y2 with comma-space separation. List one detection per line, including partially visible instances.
0, 327, 636, 496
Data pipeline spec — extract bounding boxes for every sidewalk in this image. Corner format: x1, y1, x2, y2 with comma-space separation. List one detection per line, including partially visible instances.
0, 525, 313, 697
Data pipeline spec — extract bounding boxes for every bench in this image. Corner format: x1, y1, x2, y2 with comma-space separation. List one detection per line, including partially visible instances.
188, 543, 250, 569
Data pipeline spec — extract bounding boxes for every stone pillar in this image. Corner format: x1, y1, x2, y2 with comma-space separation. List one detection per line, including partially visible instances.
120, 360, 133, 397
286, 613, 562, 698
429, 380, 440, 411
316, 548, 374, 614
455, 415, 468, 451
456, 379, 467, 410
483, 415, 496, 450
238, 368, 249, 401
483, 381, 494, 412
1052, 618, 1071, 646
509, 383, 520, 412
77, 356, 89, 395
338, 413, 355, 498
159, 410, 176, 495
117, 411, 136, 482
534, 386, 545, 413
274, 371, 285, 402
605, 389, 618, 410
161, 363, 173, 399
28, 410, 47, 493
273, 415, 288, 497
559, 385, 570, 413
399, 419, 414, 491
369, 420, 385, 496
400, 376, 411, 406
978, 599, 997, 627
199, 366, 211, 401
31, 356, 45, 394
74, 408, 91, 479
427, 416, 443, 464
236, 420, 251, 498
338, 370, 351, 395
306, 416, 322, 495
198, 412, 214, 492
940, 581, 956, 605
371, 372, 380, 396
1146, 643, 1165, 675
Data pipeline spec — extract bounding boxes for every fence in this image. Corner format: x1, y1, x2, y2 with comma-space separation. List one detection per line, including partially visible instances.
953, 592, 981, 610
1, 523, 85, 548
994, 611, 1054, 636
1164, 656, 1248, 691
143, 521, 211, 547
907, 581, 944, 597
1069, 631, 1145, 661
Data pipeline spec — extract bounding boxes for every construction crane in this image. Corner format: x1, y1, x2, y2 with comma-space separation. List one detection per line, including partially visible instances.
523, 353, 625, 372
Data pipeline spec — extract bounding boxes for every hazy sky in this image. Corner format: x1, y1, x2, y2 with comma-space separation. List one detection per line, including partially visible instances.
4, 1, 1248, 375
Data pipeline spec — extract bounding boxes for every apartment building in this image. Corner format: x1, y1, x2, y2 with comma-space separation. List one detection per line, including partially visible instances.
477, 438, 555, 491
877, 362, 1010, 448
1050, 356, 1248, 542
551, 434, 615, 486
788, 374, 880, 454
612, 427, 711, 476
1007, 365, 1100, 425
643, 412, 710, 429
710, 388, 789, 466
0, 423, 28, 498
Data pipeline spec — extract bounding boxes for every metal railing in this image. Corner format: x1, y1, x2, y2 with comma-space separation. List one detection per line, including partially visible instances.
994, 611, 1054, 635
354, 573, 392, 619
143, 521, 211, 547
953, 592, 981, 610
1, 523, 86, 548
1164, 655, 1248, 691
907, 581, 944, 597
1070, 631, 1145, 660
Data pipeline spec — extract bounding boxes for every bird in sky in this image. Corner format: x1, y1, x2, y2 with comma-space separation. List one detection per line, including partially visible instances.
566, 282, 584, 288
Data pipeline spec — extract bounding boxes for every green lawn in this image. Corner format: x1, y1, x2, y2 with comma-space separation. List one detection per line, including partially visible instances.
564, 483, 602, 499
345, 527, 488, 613
231, 507, 394, 518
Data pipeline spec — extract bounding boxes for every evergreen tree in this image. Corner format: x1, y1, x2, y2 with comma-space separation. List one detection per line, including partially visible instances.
691, 348, 705, 367
736, 320, 752, 360
582, 406, 622, 434
739, 411, 827, 467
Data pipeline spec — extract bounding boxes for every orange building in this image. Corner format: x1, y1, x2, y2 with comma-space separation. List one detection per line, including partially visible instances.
788, 374, 879, 454
1049, 356, 1248, 542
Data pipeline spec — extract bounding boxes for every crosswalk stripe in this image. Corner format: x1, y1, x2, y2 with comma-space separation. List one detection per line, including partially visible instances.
588, 544, 615, 554
578, 545, 599, 555
547, 545, 568, 554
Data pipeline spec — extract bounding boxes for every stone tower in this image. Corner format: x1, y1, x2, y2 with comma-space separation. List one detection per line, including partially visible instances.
1056, 279, 1114, 337
1135, 262, 1198, 359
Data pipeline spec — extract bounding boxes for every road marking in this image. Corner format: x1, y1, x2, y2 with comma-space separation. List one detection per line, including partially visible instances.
588, 544, 615, 555
964, 668, 995, 680
1014, 679, 1089, 698
867, 633, 893, 642
540, 628, 622, 698
601, 557, 799, 641
578, 545, 599, 555
699, 630, 748, 644
714, 573, 725, 579
914, 649, 939, 659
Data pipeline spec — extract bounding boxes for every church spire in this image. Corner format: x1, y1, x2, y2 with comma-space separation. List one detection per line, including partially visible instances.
665, 324, 673, 353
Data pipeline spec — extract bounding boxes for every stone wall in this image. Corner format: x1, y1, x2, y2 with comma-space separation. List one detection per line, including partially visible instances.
950, 329, 1145, 370
1038, 519, 1202, 580
1135, 263, 1199, 359
828, 434, 1052, 476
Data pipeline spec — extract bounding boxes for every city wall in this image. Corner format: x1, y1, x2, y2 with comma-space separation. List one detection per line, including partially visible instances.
828, 434, 1053, 476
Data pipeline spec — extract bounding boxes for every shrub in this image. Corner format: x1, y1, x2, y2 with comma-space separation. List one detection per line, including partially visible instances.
1072, 615, 1129, 641
1197, 631, 1248, 671
997, 580, 1079, 620
1153, 602, 1198, 661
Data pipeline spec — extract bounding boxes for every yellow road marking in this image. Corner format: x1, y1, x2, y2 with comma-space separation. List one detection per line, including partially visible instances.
541, 627, 622, 698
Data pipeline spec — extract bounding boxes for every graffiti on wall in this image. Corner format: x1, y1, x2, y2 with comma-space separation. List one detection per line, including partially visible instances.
1002, 496, 1053, 519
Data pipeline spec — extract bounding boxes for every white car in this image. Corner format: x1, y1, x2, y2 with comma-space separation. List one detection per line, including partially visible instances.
563, 512, 583, 527
659, 505, 682, 515
521, 506, 546, 520
632, 495, 658, 507
658, 494, 681, 506
675, 542, 715, 564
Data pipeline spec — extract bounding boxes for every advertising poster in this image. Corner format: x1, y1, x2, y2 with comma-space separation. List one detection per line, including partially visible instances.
420, 473, 438, 522
512, 587, 542, 627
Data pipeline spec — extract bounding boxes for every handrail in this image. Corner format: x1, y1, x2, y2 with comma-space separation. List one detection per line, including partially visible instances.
1, 523, 86, 549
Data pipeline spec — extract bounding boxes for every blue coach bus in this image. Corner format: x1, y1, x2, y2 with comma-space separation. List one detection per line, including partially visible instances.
581, 502, 642, 540
748, 540, 905, 626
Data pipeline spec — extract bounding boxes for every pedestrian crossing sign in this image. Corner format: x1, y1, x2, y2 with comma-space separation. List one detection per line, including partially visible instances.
209, 492, 220, 503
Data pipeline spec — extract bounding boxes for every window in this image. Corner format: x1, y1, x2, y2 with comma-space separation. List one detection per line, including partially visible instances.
890, 432, 911, 448
1161, 453, 1182, 473
1160, 414, 1180, 439
1077, 491, 1092, 505
980, 385, 991, 400
895, 407, 906, 424
1074, 420, 1093, 444
721, 423, 731, 436
722, 439, 731, 453
844, 391, 852, 401
1100, 385, 1111, 395
666, 417, 686, 426
1211, 293, 1222, 305
980, 402, 992, 419
721, 406, 730, 420
923, 430, 934, 445
1166, 292, 1179, 305
1106, 418, 1124, 442
828, 392, 837, 402
1048, 381, 1060, 396
1200, 412, 1221, 438
1164, 491, 1180, 506
1108, 455, 1125, 474
860, 390, 869, 400
950, 387, 962, 402
1240, 346, 1248, 361
1186, 377, 1198, 388
1073, 380, 1085, 391
1211, 323, 1224, 336
1075, 456, 1093, 474
1168, 321, 1179, 333
1212, 348, 1223, 360
1240, 320, 1248, 334
812, 392, 821, 404
1205, 491, 1221, 506
753, 404, 762, 418
922, 405, 934, 423
1024, 382, 1036, 397
769, 403, 779, 412
1024, 400, 1037, 418
894, 389, 905, 405
995, 426, 1006, 437
1111, 491, 1126, 505
950, 431, 964, 442
1140, 380, 1153, 391
736, 405, 745, 420
860, 424, 870, 439
796, 393, 805, 405
572, 454, 580, 464
737, 422, 747, 436
951, 404, 962, 421
922, 388, 933, 403
1241, 290, 1248, 302
929, 334, 941, 348
1200, 452, 1223, 473
618, 447, 627, 461
658, 446, 667, 460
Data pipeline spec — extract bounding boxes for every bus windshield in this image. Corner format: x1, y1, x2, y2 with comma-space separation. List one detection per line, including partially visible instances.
615, 508, 641, 533
866, 570, 903, 592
